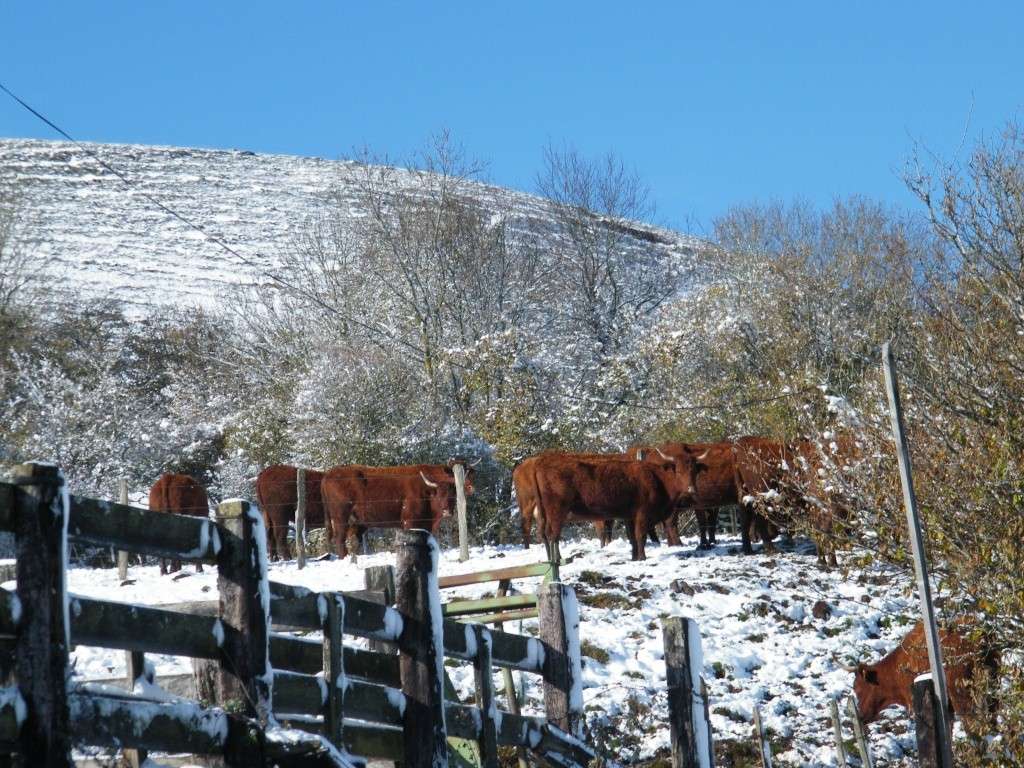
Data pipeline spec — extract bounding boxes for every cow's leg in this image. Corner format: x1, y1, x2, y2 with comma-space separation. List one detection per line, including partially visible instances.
159, 559, 168, 576
520, 508, 533, 549
632, 515, 648, 561
707, 509, 719, 546
359, 526, 370, 556
757, 515, 776, 554
335, 509, 350, 559
739, 504, 755, 554
597, 520, 612, 547
696, 510, 710, 549
663, 512, 681, 547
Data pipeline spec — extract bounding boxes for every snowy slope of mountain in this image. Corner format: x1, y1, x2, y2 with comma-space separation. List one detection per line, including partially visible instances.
0, 138, 705, 313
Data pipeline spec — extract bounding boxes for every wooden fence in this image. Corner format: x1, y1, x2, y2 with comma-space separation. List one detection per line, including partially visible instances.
0, 462, 601, 768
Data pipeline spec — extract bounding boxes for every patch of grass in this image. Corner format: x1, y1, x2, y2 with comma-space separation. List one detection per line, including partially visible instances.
580, 639, 611, 664
578, 590, 631, 610
577, 569, 605, 587
712, 706, 748, 724
713, 738, 761, 768
712, 661, 730, 679
745, 633, 766, 643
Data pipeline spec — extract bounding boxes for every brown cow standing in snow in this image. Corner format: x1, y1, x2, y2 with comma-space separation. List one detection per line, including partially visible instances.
148, 473, 210, 575
320, 462, 471, 559
733, 435, 859, 565
634, 442, 740, 550
845, 621, 999, 729
255, 465, 330, 561
514, 452, 664, 549
526, 450, 701, 562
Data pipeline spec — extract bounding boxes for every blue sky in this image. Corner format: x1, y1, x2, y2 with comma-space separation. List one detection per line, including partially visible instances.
2, 2, 1022, 235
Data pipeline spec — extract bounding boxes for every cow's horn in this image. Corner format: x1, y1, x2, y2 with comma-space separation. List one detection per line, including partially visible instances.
655, 447, 672, 461
696, 450, 710, 461
420, 471, 439, 488
635, 449, 646, 461
470, 457, 482, 467
838, 662, 858, 673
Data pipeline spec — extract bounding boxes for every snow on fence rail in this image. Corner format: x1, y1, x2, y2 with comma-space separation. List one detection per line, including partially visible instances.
0, 462, 603, 768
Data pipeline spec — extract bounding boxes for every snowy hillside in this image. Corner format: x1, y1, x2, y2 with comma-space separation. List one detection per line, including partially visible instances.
0, 138, 704, 313
52, 531, 929, 767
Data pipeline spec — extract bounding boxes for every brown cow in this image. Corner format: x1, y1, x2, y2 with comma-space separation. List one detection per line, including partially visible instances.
733, 435, 858, 565
320, 464, 462, 559
148, 473, 210, 575
527, 450, 701, 562
255, 465, 330, 562
514, 452, 663, 549
845, 621, 999, 728
732, 436, 793, 555
635, 442, 740, 550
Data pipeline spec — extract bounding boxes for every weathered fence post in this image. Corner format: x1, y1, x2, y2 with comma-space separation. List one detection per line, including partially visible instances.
473, 624, 499, 768
662, 616, 714, 768
453, 463, 469, 562
295, 467, 307, 569
12, 462, 72, 768
539, 582, 583, 737
752, 706, 772, 768
215, 499, 272, 728
396, 529, 448, 768
845, 697, 873, 768
829, 697, 847, 767
123, 651, 152, 768
323, 591, 345, 748
912, 674, 946, 768
364, 564, 397, 655
496, 579, 529, 768
882, 342, 954, 767
116, 478, 130, 581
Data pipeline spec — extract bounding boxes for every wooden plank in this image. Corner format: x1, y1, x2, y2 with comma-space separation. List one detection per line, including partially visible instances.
495, 712, 544, 749
445, 702, 483, 740
346, 680, 404, 727
454, 463, 469, 562
473, 625, 499, 768
67, 495, 218, 563
438, 562, 553, 590
912, 674, 945, 768
845, 696, 872, 768
443, 594, 537, 617
13, 463, 72, 768
453, 608, 539, 626
70, 596, 223, 659
0, 588, 19, 637
116, 479, 129, 581
323, 592, 345, 746
343, 722, 403, 760
829, 698, 847, 767
296, 468, 307, 569
364, 565, 397, 655
489, 627, 546, 674
882, 342, 954, 766
752, 706, 772, 768
662, 617, 713, 768
123, 650, 150, 768
539, 583, 582, 736
273, 670, 327, 716
215, 500, 272, 725
396, 530, 449, 768
538, 722, 598, 767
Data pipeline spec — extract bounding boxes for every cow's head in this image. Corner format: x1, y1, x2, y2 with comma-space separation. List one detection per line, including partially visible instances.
421, 472, 457, 523
447, 457, 479, 495
636, 446, 704, 503
844, 661, 888, 723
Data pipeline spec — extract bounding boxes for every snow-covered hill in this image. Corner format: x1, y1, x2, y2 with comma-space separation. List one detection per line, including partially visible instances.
0, 138, 704, 313
54, 531, 927, 767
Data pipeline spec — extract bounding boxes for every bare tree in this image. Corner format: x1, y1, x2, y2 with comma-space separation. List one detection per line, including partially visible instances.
0, 186, 39, 317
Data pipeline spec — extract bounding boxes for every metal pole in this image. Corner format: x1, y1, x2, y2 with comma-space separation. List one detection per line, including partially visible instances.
881, 342, 953, 767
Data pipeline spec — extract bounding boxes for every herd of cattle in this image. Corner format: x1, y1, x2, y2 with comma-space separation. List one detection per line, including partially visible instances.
143, 436, 1000, 730
149, 435, 856, 569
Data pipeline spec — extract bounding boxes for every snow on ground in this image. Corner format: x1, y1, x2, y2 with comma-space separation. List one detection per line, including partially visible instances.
43, 530, 928, 766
